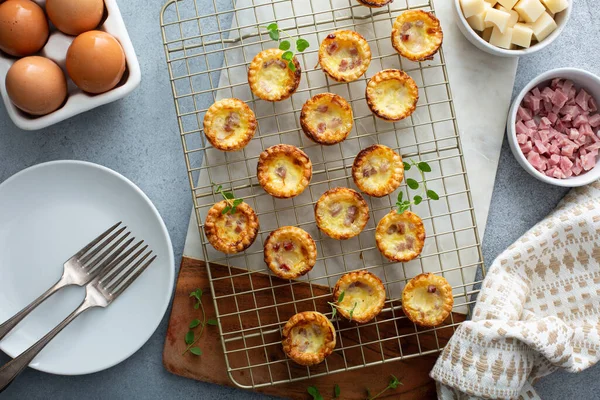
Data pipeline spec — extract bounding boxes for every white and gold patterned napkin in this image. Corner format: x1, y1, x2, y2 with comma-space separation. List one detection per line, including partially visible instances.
431, 181, 600, 399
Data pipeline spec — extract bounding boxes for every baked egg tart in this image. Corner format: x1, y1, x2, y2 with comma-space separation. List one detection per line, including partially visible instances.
366, 69, 419, 122
248, 49, 301, 102
402, 273, 453, 327
264, 226, 317, 280
204, 200, 259, 254
391, 10, 443, 62
333, 270, 386, 323
257, 144, 312, 198
357, 0, 394, 7
352, 144, 404, 197
282, 311, 336, 366
203, 98, 257, 151
318, 30, 371, 82
376, 210, 425, 262
315, 187, 369, 240
300, 93, 353, 145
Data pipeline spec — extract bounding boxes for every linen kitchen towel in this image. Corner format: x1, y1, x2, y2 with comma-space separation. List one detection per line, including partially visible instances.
431, 181, 600, 399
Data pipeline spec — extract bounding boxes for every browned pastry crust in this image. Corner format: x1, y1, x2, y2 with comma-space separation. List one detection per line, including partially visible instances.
318, 30, 371, 82
391, 10, 443, 62
314, 187, 370, 240
300, 93, 354, 145
282, 311, 336, 366
375, 210, 425, 262
203, 98, 257, 151
264, 226, 317, 280
332, 270, 386, 323
357, 0, 394, 7
248, 48, 301, 102
402, 273, 453, 327
204, 201, 259, 254
366, 69, 419, 122
352, 144, 404, 197
257, 144, 313, 198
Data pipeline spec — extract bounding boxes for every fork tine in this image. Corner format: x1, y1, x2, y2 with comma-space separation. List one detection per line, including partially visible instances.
87, 237, 139, 280
104, 250, 151, 293
99, 243, 147, 287
72, 222, 122, 260
83, 231, 131, 272
109, 253, 157, 298
79, 226, 127, 266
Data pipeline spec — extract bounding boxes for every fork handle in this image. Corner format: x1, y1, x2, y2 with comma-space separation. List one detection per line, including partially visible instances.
0, 279, 70, 342
0, 299, 95, 393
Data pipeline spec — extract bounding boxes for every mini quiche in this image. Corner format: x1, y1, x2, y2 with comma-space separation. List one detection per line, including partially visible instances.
357, 0, 394, 7
376, 210, 425, 262
352, 144, 404, 197
203, 98, 257, 151
402, 273, 453, 327
282, 311, 336, 366
391, 10, 443, 62
248, 49, 301, 102
318, 30, 371, 82
264, 226, 317, 280
333, 270, 386, 323
315, 187, 369, 240
204, 201, 259, 254
300, 93, 353, 145
257, 144, 312, 198
366, 69, 419, 122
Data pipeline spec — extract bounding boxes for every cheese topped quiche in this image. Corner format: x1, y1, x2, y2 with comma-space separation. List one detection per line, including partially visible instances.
357, 0, 394, 7
333, 270, 386, 323
204, 201, 259, 254
264, 226, 317, 280
248, 49, 301, 102
402, 273, 453, 327
318, 30, 371, 82
315, 187, 369, 240
203, 98, 256, 151
282, 311, 336, 366
391, 10, 443, 62
300, 93, 353, 145
376, 210, 425, 262
352, 144, 404, 197
257, 144, 312, 198
366, 69, 419, 122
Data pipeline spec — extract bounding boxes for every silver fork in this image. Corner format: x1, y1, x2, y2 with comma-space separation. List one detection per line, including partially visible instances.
0, 234, 156, 392
0, 222, 132, 341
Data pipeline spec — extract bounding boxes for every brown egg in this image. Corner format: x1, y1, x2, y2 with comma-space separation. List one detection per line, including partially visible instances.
6, 56, 68, 116
0, 0, 49, 57
46, 0, 104, 36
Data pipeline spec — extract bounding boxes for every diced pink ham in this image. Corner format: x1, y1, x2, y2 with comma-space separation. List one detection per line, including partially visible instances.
590, 98, 598, 112
532, 87, 541, 98
569, 128, 580, 141
525, 120, 537, 129
532, 97, 542, 115
560, 104, 580, 118
517, 134, 528, 145
548, 113, 558, 124
539, 130, 549, 144
549, 154, 561, 166
562, 80, 574, 95
560, 156, 573, 173
551, 78, 562, 89
516, 120, 529, 135
573, 114, 589, 128
539, 117, 552, 130
541, 87, 554, 102
527, 151, 544, 170
517, 106, 532, 121
552, 89, 569, 108
586, 143, 600, 152
535, 140, 548, 154
520, 141, 533, 154
581, 153, 597, 171
589, 114, 600, 128
576, 90, 591, 111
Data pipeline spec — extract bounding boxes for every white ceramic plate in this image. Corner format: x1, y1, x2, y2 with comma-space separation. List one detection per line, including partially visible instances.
0, 161, 174, 375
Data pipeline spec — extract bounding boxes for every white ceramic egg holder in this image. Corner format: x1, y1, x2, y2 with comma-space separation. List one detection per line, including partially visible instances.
0, 0, 141, 130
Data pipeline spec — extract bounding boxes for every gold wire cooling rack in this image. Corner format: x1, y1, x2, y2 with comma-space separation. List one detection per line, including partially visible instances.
160, 0, 485, 389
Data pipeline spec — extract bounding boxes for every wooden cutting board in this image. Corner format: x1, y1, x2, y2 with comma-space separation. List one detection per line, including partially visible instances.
162, 257, 465, 399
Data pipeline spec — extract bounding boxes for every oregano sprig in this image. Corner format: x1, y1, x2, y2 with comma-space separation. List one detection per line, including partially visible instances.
396, 159, 440, 214
182, 288, 218, 357
327, 290, 358, 322
307, 385, 324, 400
212, 183, 243, 215
367, 375, 403, 400
262, 22, 310, 72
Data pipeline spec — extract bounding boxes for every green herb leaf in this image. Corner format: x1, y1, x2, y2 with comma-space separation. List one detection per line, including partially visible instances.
267, 22, 278, 31
397, 201, 411, 214
403, 161, 411, 170
221, 206, 231, 215
288, 60, 296, 71
269, 30, 280, 41
189, 319, 201, 329
185, 331, 195, 345
190, 347, 202, 356
407, 178, 419, 190
334, 383, 340, 398
223, 192, 234, 200
366, 388, 371, 398
413, 195, 423, 205
330, 305, 337, 319
233, 198, 244, 206
427, 189, 440, 200
279, 40, 291, 50
349, 302, 357, 321
206, 319, 218, 326
193, 302, 200, 310
296, 38, 310, 52
190, 289, 202, 300
307, 386, 323, 400
397, 191, 403, 202
337, 290, 345, 303
281, 51, 294, 61
389, 375, 402, 389
417, 161, 432, 173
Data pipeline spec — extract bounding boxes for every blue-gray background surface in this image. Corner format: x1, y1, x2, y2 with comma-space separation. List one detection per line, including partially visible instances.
0, 0, 598, 398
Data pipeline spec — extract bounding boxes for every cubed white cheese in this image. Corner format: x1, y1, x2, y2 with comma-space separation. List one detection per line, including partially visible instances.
468, 12, 487, 31
495, 5, 520, 26
531, 11, 558, 41
485, 8, 511, 33
489, 26, 514, 49
482, 27, 494, 41
541, 0, 568, 14
497, 0, 518, 9
514, 0, 546, 23
512, 23, 534, 47
484, 0, 498, 4
461, 0, 486, 18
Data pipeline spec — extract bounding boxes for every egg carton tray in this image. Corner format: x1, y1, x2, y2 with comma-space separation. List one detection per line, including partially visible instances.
160, 0, 485, 389
0, 0, 141, 131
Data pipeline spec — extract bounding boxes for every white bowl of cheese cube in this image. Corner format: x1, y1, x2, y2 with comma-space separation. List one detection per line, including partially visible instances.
453, 0, 572, 57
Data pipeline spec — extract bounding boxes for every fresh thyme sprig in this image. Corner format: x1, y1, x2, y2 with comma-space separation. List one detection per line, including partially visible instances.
212, 183, 243, 215
327, 290, 358, 322
396, 159, 440, 214
182, 288, 218, 356
262, 22, 310, 71
307, 385, 324, 400
367, 375, 403, 400
307, 376, 401, 400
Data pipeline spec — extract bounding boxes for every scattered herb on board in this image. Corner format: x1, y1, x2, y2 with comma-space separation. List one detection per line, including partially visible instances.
307, 385, 324, 400
334, 383, 341, 398
212, 183, 243, 215
262, 22, 310, 71
396, 160, 440, 214
367, 375, 403, 400
182, 288, 218, 356
327, 290, 358, 322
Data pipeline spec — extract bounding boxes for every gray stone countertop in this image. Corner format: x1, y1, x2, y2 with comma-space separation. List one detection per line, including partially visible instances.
0, 0, 599, 398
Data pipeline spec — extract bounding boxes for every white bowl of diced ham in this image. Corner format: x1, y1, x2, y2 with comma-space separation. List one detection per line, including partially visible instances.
507, 68, 600, 187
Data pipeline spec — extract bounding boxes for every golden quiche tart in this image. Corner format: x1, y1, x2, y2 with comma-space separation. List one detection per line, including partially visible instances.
391, 10, 443, 62
333, 270, 386, 323
318, 30, 371, 82
357, 0, 394, 7
300, 93, 353, 145
282, 311, 336, 366
248, 48, 301, 102
264, 226, 317, 280
352, 144, 404, 197
366, 69, 419, 122
257, 144, 312, 198
402, 273, 453, 327
376, 210, 425, 262
204, 201, 259, 254
203, 98, 257, 151
315, 187, 370, 240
